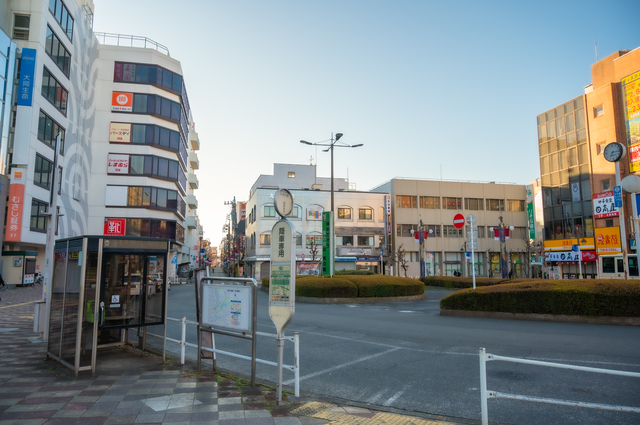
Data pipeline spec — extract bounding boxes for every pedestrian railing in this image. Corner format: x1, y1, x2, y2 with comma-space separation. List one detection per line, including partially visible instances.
479, 348, 640, 425
145, 316, 300, 396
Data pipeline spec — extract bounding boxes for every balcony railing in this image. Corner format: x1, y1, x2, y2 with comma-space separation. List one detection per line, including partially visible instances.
94, 32, 170, 56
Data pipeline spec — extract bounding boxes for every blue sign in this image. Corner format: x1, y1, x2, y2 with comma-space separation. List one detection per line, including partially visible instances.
171, 253, 177, 264
632, 239, 637, 250
572, 244, 579, 253
614, 186, 623, 208
17, 48, 36, 106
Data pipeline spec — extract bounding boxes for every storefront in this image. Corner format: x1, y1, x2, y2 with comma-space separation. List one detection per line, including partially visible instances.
544, 237, 597, 279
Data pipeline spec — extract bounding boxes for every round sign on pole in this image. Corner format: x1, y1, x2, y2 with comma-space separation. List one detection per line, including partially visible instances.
467, 214, 477, 225
453, 213, 465, 229
301, 253, 305, 263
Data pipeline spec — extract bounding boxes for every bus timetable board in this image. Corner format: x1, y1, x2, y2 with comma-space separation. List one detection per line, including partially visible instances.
201, 283, 252, 332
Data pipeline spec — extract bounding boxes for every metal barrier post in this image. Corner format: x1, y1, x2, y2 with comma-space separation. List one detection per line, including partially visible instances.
479, 347, 489, 425
294, 332, 300, 397
181, 316, 187, 364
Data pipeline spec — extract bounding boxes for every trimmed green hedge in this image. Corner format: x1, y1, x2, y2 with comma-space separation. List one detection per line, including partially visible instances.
335, 270, 375, 275
421, 276, 512, 288
440, 279, 640, 317
262, 274, 424, 298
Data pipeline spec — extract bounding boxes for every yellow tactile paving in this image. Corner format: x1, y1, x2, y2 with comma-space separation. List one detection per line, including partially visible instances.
292, 402, 456, 425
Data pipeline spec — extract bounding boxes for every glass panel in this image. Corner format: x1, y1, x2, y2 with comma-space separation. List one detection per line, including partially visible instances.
556, 117, 565, 137
80, 251, 98, 367
101, 254, 142, 330
564, 101, 574, 114
578, 144, 589, 165
48, 243, 68, 358
539, 142, 548, 156
547, 119, 556, 139
575, 108, 585, 129
549, 153, 558, 172
60, 248, 82, 365
566, 112, 575, 132
567, 131, 577, 146
145, 254, 165, 324
540, 156, 549, 175
538, 124, 547, 143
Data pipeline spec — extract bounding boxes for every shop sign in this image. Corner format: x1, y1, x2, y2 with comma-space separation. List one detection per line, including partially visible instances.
107, 154, 129, 174
109, 122, 131, 142
595, 226, 622, 254
111, 92, 133, 111
581, 251, 597, 262
545, 251, 580, 262
621, 70, 640, 172
104, 218, 126, 236
17, 48, 36, 106
6, 169, 26, 242
592, 191, 619, 219
306, 206, 323, 220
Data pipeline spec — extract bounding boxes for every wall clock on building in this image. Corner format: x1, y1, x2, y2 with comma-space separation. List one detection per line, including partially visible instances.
603, 142, 626, 162
274, 188, 294, 217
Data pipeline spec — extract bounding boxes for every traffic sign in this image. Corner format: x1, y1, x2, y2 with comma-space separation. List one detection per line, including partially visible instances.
614, 185, 623, 207
453, 214, 465, 229
466, 214, 477, 225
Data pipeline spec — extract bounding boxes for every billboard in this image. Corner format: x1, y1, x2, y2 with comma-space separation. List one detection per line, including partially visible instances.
111, 92, 133, 112
107, 154, 129, 174
17, 48, 36, 106
595, 226, 622, 254
6, 169, 26, 241
621, 70, 640, 172
592, 190, 619, 219
104, 218, 126, 236
306, 206, 323, 220
109, 123, 131, 142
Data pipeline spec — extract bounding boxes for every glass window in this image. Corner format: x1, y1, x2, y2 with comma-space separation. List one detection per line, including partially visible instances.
30, 199, 48, 232
507, 200, 524, 212
34, 154, 53, 189
443, 225, 462, 238
357, 236, 374, 246
396, 195, 416, 208
260, 233, 271, 246
566, 113, 575, 132
396, 224, 413, 237
37, 110, 65, 152
133, 94, 147, 113
338, 207, 352, 219
358, 208, 372, 220
129, 155, 144, 174
132, 124, 146, 144
575, 108, 585, 129
465, 198, 483, 210
442, 197, 462, 210
264, 205, 275, 217
13, 14, 30, 40
486, 199, 505, 211
420, 196, 439, 209
337, 235, 354, 245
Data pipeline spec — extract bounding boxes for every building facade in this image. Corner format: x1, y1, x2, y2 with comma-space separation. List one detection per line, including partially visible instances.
370, 179, 529, 277
244, 164, 386, 281
1, 0, 202, 284
537, 47, 640, 279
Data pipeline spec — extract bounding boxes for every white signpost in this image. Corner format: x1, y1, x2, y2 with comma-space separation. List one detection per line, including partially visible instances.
269, 189, 296, 403
467, 214, 478, 289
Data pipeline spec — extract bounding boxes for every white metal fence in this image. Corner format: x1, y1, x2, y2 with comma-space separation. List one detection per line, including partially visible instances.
479, 347, 640, 425
146, 316, 300, 396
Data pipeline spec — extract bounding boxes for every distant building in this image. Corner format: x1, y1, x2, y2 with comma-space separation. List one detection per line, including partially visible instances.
536, 46, 640, 279
244, 164, 386, 280
370, 178, 529, 277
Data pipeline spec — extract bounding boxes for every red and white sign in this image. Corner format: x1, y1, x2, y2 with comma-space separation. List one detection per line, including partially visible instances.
111, 92, 133, 111
107, 154, 129, 174
241, 202, 246, 221
301, 253, 305, 263
104, 218, 126, 236
592, 190, 619, 219
581, 251, 597, 262
492, 227, 511, 240
6, 169, 26, 242
453, 214, 465, 229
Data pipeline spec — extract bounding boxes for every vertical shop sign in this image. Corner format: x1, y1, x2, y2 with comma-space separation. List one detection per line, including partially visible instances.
6, 169, 26, 241
17, 48, 36, 106
322, 211, 334, 276
621, 70, 640, 172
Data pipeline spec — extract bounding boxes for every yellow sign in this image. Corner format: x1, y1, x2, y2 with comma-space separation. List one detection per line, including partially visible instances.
621, 70, 640, 172
594, 227, 622, 254
544, 238, 595, 251
109, 122, 131, 143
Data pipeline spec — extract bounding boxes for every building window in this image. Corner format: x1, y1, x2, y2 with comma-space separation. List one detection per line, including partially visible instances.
594, 105, 604, 117
357, 236, 374, 246
466, 225, 485, 238
396, 195, 416, 208
57, 166, 63, 195
13, 15, 30, 40
507, 200, 525, 212
602, 180, 611, 191
465, 198, 483, 210
420, 196, 439, 209
426, 224, 441, 237
358, 207, 372, 220
34, 154, 53, 189
288, 171, 295, 178
443, 225, 462, 238
121, 218, 183, 243
296, 233, 302, 247
289, 205, 301, 219
30, 199, 48, 232
45, 26, 71, 77
442, 197, 462, 210
337, 236, 353, 246
124, 186, 185, 216
114, 62, 183, 94
264, 205, 275, 218
48, 0, 74, 41
123, 93, 187, 136
118, 123, 188, 165
396, 224, 413, 237
41, 67, 68, 115
597, 142, 607, 154
486, 199, 505, 211
306, 233, 323, 246
38, 110, 65, 154
124, 154, 186, 190
338, 207, 352, 219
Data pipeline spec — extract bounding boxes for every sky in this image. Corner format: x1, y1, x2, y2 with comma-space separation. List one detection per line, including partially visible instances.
92, 0, 640, 246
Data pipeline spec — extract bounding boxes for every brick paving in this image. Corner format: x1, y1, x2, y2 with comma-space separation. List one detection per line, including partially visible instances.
0, 285, 461, 425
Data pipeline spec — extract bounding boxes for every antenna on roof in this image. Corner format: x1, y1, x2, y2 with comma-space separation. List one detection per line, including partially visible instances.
595, 38, 598, 62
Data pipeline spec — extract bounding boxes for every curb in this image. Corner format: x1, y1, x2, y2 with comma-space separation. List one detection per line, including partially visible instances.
258, 285, 426, 303
440, 308, 640, 326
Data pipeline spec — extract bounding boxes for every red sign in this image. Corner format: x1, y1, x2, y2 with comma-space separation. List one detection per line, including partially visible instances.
6, 169, 26, 242
581, 251, 597, 262
104, 218, 126, 236
453, 214, 465, 229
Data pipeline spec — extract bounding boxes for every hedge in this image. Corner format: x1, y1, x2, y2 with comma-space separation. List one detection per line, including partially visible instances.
421, 276, 512, 288
262, 274, 424, 298
440, 279, 640, 317
335, 270, 375, 276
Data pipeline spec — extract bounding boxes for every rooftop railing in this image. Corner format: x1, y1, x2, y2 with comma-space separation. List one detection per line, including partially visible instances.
94, 32, 170, 56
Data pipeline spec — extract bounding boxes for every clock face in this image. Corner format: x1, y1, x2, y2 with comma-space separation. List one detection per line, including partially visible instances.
274, 189, 294, 217
603, 142, 624, 162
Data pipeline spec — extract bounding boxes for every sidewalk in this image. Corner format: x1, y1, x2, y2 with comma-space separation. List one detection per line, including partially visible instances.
0, 285, 469, 425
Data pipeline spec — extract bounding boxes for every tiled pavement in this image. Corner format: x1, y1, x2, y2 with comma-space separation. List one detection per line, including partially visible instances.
0, 285, 465, 425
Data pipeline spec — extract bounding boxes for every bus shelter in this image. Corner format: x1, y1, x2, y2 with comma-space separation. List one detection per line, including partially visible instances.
46, 236, 170, 375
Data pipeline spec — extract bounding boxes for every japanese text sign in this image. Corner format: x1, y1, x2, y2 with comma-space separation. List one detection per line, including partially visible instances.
592, 191, 619, 219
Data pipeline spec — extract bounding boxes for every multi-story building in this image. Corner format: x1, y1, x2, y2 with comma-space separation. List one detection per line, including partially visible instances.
1, 0, 202, 284
536, 46, 640, 279
244, 164, 387, 280
370, 179, 529, 277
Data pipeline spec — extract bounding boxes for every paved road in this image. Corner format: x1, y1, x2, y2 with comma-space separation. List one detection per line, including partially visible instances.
157, 283, 640, 425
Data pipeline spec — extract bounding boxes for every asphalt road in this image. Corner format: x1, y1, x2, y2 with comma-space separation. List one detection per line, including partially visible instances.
153, 282, 640, 425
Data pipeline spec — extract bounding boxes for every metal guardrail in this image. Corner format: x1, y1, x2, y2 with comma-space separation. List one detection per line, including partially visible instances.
94, 32, 170, 56
146, 316, 300, 396
479, 347, 640, 425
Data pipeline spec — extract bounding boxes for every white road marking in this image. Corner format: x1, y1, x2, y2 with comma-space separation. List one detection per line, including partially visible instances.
383, 385, 410, 406
366, 390, 387, 404
283, 347, 400, 385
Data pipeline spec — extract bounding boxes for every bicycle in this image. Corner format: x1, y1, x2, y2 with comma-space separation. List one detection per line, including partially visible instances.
0, 279, 7, 292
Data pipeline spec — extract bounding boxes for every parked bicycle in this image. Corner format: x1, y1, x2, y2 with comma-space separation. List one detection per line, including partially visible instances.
34, 272, 44, 285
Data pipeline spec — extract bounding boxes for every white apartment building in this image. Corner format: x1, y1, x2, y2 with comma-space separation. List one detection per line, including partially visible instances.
370, 178, 529, 277
244, 164, 387, 280
1, 0, 202, 283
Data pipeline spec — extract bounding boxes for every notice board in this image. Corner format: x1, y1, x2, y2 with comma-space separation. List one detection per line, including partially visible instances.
201, 284, 252, 332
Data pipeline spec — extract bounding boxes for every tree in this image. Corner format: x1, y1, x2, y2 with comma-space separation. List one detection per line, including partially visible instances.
397, 244, 409, 277
308, 239, 321, 262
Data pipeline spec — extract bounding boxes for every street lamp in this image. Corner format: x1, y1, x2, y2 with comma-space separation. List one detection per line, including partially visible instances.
490, 216, 514, 279
410, 220, 432, 278
300, 133, 363, 215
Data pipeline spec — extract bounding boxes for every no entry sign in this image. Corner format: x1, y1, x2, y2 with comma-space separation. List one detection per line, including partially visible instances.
453, 213, 465, 229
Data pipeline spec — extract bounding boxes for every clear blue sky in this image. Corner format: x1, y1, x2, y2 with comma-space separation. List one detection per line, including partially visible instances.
93, 0, 640, 246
